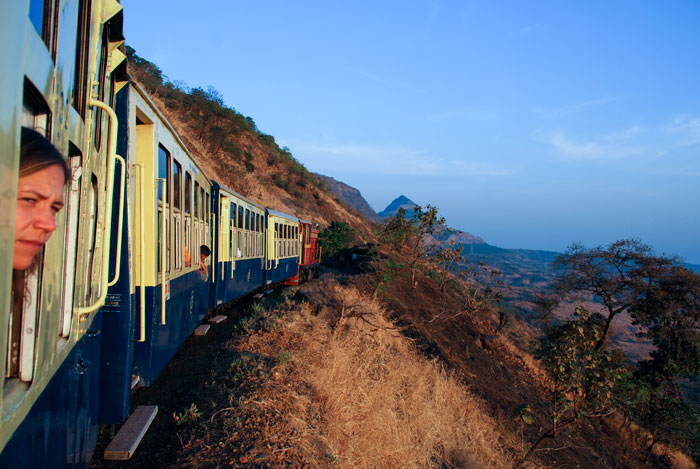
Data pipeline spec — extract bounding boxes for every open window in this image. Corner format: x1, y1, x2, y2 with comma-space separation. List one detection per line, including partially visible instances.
72, 0, 92, 118
157, 145, 171, 275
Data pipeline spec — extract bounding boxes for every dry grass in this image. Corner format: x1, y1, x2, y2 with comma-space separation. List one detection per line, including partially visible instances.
254, 285, 513, 468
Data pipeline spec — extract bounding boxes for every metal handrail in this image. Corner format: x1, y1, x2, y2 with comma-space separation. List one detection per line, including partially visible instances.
107, 155, 125, 287
75, 97, 118, 316
156, 178, 167, 324
134, 164, 146, 342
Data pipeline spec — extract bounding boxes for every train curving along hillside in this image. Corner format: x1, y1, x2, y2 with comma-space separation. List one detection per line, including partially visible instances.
0, 2, 323, 466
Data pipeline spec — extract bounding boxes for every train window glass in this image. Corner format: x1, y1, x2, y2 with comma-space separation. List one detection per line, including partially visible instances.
85, 174, 99, 302
28, 0, 45, 37
172, 160, 181, 210
205, 193, 209, 221
184, 172, 192, 215
22, 78, 50, 136
72, 0, 91, 117
193, 181, 199, 218
157, 145, 170, 203
245, 209, 250, 231
173, 160, 182, 270
231, 203, 237, 227
29, 0, 58, 55
59, 150, 83, 339
238, 206, 243, 229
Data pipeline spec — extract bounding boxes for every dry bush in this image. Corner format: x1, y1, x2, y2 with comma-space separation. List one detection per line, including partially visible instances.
272, 285, 513, 468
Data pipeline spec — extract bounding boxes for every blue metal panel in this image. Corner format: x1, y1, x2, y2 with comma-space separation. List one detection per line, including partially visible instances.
98, 86, 135, 424
131, 270, 211, 386
267, 257, 300, 284
220, 258, 265, 303
0, 314, 103, 468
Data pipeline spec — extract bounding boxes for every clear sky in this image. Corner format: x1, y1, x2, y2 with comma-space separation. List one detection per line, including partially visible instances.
121, 0, 700, 263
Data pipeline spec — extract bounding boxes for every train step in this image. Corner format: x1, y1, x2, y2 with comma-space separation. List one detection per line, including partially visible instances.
194, 324, 210, 336
208, 315, 227, 324
103, 405, 158, 460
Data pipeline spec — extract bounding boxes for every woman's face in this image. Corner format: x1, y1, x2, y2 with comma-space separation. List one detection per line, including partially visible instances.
14, 164, 66, 270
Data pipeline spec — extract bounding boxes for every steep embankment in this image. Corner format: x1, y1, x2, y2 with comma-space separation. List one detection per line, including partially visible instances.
315, 173, 383, 223
126, 46, 374, 241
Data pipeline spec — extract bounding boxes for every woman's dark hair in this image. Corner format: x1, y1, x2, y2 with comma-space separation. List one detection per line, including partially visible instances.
12, 128, 70, 314
200, 245, 211, 257
20, 127, 70, 180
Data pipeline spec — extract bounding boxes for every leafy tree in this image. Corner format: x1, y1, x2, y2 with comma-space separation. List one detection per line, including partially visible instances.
378, 205, 448, 287
545, 239, 700, 462
319, 221, 357, 259
524, 307, 628, 461
632, 265, 700, 380
553, 239, 676, 350
378, 207, 416, 250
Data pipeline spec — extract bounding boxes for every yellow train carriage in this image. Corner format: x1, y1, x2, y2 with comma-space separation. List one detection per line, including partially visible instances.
265, 209, 300, 284
0, 0, 127, 465
126, 82, 213, 386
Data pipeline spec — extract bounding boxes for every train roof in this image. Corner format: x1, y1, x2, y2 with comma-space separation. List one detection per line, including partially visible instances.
211, 180, 264, 210
266, 208, 300, 222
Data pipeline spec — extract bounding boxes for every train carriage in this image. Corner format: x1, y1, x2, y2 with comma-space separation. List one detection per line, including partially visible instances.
119, 82, 214, 389
265, 210, 301, 285
210, 183, 266, 307
1, 0, 127, 465
286, 219, 320, 285
1, 2, 321, 466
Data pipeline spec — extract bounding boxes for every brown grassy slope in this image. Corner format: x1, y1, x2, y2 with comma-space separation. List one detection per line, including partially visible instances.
358, 251, 690, 468
126, 50, 376, 240
173, 281, 512, 468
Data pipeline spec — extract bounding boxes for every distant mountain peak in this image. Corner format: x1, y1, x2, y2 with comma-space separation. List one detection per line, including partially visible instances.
378, 195, 418, 218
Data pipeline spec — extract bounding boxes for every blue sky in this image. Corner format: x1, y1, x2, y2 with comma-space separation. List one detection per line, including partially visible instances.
121, 0, 700, 263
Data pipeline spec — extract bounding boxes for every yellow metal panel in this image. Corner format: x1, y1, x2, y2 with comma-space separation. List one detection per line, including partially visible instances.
101, 0, 123, 23
110, 47, 126, 74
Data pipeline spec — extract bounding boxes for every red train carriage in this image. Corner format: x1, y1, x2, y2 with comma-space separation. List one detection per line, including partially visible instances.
285, 220, 320, 285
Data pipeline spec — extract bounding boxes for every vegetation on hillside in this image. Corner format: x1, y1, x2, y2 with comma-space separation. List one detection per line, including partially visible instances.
118, 46, 700, 467
125, 46, 376, 240
528, 239, 700, 462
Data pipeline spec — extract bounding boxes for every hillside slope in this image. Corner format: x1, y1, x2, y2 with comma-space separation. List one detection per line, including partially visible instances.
113, 48, 695, 468
126, 47, 374, 240
315, 173, 382, 223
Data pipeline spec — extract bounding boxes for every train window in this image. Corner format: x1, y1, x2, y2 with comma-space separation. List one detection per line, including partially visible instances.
184, 172, 192, 215
85, 174, 99, 302
29, 0, 59, 56
238, 206, 244, 229
59, 149, 83, 339
184, 173, 192, 268
22, 79, 50, 136
206, 193, 209, 221
230, 204, 236, 260
172, 160, 181, 210
158, 145, 170, 203
245, 209, 250, 231
73, 0, 91, 118
194, 181, 199, 219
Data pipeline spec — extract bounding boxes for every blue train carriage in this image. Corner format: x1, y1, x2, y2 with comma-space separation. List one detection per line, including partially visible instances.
0, 0, 127, 465
115, 82, 214, 391
265, 210, 301, 284
210, 183, 266, 308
